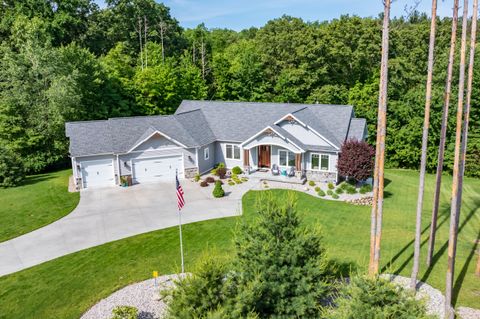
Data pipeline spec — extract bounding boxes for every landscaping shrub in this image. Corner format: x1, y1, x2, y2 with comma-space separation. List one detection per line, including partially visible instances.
215, 162, 226, 169
111, 306, 138, 319
318, 189, 326, 197
308, 180, 316, 187
325, 276, 432, 319
360, 184, 373, 194
314, 186, 320, 192
212, 181, 225, 198
216, 167, 227, 179
210, 168, 217, 176
335, 187, 344, 194
327, 189, 333, 196
0, 146, 25, 187
332, 193, 339, 199
228, 181, 235, 186
327, 182, 335, 190
206, 176, 215, 183
200, 180, 208, 187
194, 174, 201, 182
346, 186, 357, 194
339, 182, 349, 190
232, 166, 242, 175
337, 139, 375, 183
163, 255, 227, 319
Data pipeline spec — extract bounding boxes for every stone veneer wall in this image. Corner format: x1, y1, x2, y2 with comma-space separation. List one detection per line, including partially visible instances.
305, 170, 336, 183
184, 167, 198, 179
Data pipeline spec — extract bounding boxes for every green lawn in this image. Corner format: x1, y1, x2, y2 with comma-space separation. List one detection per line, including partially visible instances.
0, 169, 478, 319
0, 170, 80, 243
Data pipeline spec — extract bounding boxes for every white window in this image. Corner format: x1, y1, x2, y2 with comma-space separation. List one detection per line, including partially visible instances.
279, 150, 295, 167
226, 144, 241, 160
204, 146, 209, 160
311, 153, 329, 171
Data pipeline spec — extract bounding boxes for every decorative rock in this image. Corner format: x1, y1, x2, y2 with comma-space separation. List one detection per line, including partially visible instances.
346, 196, 373, 206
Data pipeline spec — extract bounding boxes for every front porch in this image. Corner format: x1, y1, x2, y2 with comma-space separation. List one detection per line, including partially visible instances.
245, 168, 307, 184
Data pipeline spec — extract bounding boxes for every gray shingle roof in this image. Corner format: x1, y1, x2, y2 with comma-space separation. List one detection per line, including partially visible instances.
271, 124, 307, 151
347, 118, 367, 141
66, 100, 365, 157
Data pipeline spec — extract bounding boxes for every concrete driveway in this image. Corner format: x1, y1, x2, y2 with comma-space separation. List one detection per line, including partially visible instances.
0, 180, 253, 277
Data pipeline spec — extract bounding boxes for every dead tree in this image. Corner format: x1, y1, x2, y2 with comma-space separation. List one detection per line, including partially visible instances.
137, 17, 144, 70
369, 0, 391, 276
410, 0, 437, 290
200, 36, 207, 79
426, 0, 460, 266
144, 16, 148, 68
445, 0, 469, 317
158, 17, 168, 64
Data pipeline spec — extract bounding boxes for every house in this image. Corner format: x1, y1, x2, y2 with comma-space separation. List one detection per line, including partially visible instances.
65, 100, 367, 189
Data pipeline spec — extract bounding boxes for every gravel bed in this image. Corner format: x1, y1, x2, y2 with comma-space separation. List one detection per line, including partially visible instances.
81, 274, 182, 319
383, 274, 480, 319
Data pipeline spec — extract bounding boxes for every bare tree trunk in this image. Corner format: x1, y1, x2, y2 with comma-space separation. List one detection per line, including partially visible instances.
458, 0, 477, 217
369, 0, 391, 276
144, 16, 148, 68
445, 0, 469, 317
201, 36, 206, 79
426, 0, 460, 266
138, 17, 144, 70
192, 41, 196, 64
411, 0, 438, 290
159, 18, 166, 64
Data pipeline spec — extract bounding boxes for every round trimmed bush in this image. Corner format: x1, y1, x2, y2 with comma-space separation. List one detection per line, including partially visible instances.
346, 186, 357, 194
327, 182, 335, 190
216, 167, 227, 179
332, 193, 339, 199
194, 174, 201, 182
212, 180, 225, 198
200, 180, 208, 187
360, 184, 373, 194
335, 188, 344, 194
206, 176, 215, 183
232, 166, 242, 175
111, 306, 138, 319
317, 189, 326, 197
308, 180, 316, 187
314, 186, 320, 192
327, 189, 333, 196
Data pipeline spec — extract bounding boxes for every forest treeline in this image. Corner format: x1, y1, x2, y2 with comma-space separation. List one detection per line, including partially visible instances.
0, 0, 479, 178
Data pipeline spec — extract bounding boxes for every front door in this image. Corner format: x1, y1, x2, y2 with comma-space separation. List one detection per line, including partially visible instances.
258, 145, 271, 168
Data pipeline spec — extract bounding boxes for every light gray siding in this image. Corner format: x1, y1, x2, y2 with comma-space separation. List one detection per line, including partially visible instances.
305, 151, 338, 173
198, 143, 215, 174
119, 148, 196, 176
132, 133, 179, 151
243, 131, 301, 153
278, 120, 332, 147
73, 154, 117, 184
215, 142, 243, 169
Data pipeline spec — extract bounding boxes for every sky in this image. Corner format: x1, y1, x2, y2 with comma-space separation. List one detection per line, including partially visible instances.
97, 0, 455, 30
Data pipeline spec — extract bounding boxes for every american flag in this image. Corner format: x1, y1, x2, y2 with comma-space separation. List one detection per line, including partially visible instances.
176, 172, 185, 210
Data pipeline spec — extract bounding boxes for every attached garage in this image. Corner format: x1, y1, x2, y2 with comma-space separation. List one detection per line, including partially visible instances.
132, 155, 183, 184
81, 159, 115, 188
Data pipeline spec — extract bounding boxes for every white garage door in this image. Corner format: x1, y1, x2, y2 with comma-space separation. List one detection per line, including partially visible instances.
81, 159, 115, 188
133, 155, 183, 184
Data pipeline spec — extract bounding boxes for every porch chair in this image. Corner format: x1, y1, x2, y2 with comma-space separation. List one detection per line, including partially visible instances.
271, 164, 280, 175
287, 166, 295, 177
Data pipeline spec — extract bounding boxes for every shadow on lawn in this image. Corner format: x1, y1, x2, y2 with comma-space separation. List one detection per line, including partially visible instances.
380, 203, 451, 274
420, 200, 480, 291
19, 173, 56, 187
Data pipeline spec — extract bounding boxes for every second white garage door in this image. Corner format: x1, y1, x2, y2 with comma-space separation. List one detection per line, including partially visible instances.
132, 155, 183, 184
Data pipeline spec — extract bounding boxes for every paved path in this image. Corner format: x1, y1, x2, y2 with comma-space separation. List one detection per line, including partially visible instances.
0, 180, 256, 277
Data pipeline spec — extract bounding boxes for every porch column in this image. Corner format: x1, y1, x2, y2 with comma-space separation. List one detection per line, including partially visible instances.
295, 153, 301, 171
243, 149, 250, 173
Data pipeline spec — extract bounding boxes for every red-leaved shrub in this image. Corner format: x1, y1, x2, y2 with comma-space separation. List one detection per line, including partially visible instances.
337, 139, 375, 182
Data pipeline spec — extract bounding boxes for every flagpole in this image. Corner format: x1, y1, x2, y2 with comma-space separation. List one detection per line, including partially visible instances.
176, 169, 185, 273
178, 206, 185, 273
